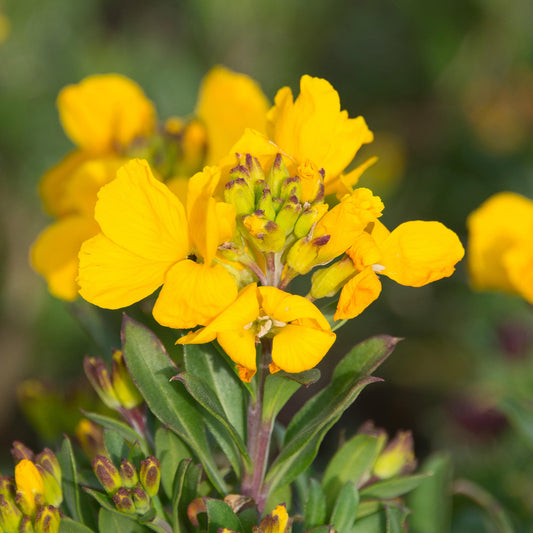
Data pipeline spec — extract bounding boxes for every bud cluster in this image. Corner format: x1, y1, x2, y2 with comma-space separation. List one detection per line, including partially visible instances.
91, 455, 161, 516
0, 443, 62, 533
222, 153, 330, 286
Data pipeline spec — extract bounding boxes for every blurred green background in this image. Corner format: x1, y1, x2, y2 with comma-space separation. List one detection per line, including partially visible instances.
1, 0, 533, 530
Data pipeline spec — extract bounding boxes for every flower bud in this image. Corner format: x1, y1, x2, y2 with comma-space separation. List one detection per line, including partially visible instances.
224, 177, 255, 216
293, 203, 328, 239
35, 466, 62, 507
75, 419, 106, 459
0, 494, 23, 533
92, 455, 122, 495
15, 460, 45, 517
34, 505, 60, 533
11, 442, 34, 463
297, 160, 324, 203
309, 257, 357, 299
139, 457, 161, 498
132, 484, 150, 514
373, 431, 416, 480
112, 488, 135, 514
34, 450, 61, 486
0, 476, 15, 500
119, 459, 139, 488
275, 196, 302, 235
19, 515, 34, 533
279, 176, 302, 204
257, 187, 276, 221
242, 213, 286, 253
84, 356, 120, 410
267, 154, 290, 199
111, 350, 143, 409
245, 154, 266, 186
287, 235, 331, 275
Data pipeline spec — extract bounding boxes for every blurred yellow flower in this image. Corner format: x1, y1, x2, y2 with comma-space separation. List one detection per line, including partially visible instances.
78, 159, 238, 329
467, 191, 533, 303
178, 283, 335, 381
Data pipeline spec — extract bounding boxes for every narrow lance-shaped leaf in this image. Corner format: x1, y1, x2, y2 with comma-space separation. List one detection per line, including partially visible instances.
329, 481, 359, 532
121, 315, 227, 494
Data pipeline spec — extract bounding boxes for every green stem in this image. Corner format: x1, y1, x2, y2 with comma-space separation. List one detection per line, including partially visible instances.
241, 339, 274, 513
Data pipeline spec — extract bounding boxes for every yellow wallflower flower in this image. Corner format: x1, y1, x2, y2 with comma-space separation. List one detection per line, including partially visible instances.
78, 159, 238, 329
254, 504, 290, 533
467, 191, 533, 303
334, 220, 465, 320
178, 283, 335, 381
14, 460, 45, 517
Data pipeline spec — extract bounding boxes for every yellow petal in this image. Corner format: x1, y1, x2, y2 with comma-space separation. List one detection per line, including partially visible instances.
196, 66, 270, 164
57, 74, 156, 153
62, 156, 126, 216
31, 215, 99, 301
39, 150, 92, 217
268, 75, 373, 180
78, 233, 172, 309
15, 460, 45, 517
504, 246, 533, 304
165, 175, 189, 205
177, 283, 259, 344
381, 221, 465, 287
153, 260, 238, 329
258, 286, 331, 331
334, 266, 382, 320
95, 159, 190, 262
272, 322, 335, 373
467, 191, 533, 292
218, 329, 257, 376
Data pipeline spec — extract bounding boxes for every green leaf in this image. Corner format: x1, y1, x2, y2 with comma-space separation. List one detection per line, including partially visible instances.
155, 427, 193, 500
322, 433, 384, 512
98, 508, 148, 533
385, 504, 410, 533
205, 499, 242, 533
121, 316, 227, 494
58, 518, 96, 533
175, 371, 249, 460
82, 411, 150, 456
172, 459, 202, 532
104, 430, 130, 466
500, 397, 533, 450
352, 508, 387, 533
183, 342, 247, 440
304, 527, 335, 533
58, 437, 97, 529
407, 453, 452, 533
263, 369, 320, 422
329, 481, 359, 532
304, 479, 327, 530
84, 487, 120, 514
360, 473, 431, 500
355, 501, 381, 520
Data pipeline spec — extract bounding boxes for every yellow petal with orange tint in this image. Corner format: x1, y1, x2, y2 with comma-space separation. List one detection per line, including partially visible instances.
334, 266, 382, 320
467, 191, 533, 292
380, 221, 464, 287
95, 159, 190, 262
153, 260, 238, 329
31, 215, 99, 301
78, 234, 172, 309
272, 322, 335, 374
504, 246, 533, 304
196, 66, 270, 165
268, 75, 373, 179
57, 74, 155, 153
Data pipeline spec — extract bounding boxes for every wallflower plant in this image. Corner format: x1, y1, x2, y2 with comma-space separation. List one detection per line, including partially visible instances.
21, 69, 467, 533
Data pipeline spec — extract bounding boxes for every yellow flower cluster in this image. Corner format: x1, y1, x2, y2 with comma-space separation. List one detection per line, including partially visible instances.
468, 191, 533, 303
32, 69, 464, 382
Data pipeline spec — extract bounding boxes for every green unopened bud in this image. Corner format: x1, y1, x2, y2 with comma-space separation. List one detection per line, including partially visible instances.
275, 196, 302, 235
245, 154, 265, 186
0, 476, 15, 500
111, 350, 143, 409
84, 356, 120, 410
287, 234, 331, 275
119, 459, 139, 488
139, 457, 161, 498
34, 505, 60, 533
256, 186, 276, 220
242, 214, 286, 252
112, 488, 135, 514
0, 494, 23, 533
294, 203, 328, 238
132, 483, 150, 514
279, 176, 302, 204
267, 154, 290, 199
35, 466, 62, 507
92, 455, 122, 495
224, 177, 255, 215
11, 442, 34, 463
34, 450, 61, 487
373, 431, 416, 480
19, 515, 34, 533
309, 257, 356, 299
